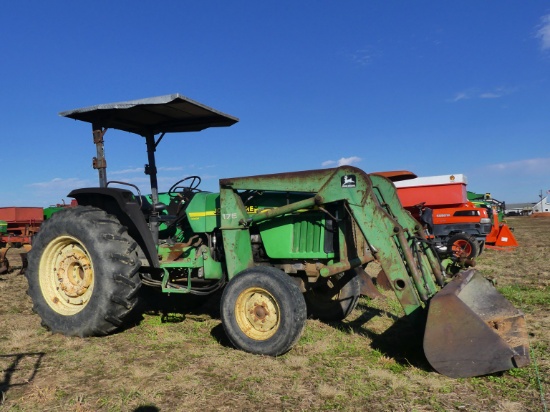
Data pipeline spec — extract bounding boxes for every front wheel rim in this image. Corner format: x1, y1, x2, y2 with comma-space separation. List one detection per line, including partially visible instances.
234, 287, 280, 341
39, 235, 94, 316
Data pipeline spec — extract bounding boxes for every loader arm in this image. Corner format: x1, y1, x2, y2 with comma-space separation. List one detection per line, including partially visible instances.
219, 166, 439, 315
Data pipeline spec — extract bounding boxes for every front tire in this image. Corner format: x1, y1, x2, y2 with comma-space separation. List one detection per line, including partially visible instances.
25, 206, 141, 337
220, 266, 307, 356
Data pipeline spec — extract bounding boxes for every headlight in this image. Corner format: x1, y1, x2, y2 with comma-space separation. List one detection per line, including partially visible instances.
480, 218, 491, 224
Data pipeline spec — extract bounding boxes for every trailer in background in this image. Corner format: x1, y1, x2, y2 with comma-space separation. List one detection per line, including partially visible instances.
0, 202, 76, 273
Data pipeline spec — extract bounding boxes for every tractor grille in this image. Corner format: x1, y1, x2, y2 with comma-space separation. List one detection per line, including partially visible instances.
292, 219, 322, 253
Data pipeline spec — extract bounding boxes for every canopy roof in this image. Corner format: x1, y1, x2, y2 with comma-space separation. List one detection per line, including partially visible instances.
60, 94, 239, 136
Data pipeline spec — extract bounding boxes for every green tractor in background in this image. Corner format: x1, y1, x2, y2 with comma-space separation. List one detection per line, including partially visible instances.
467, 191, 519, 250
467, 191, 506, 223
25, 94, 529, 378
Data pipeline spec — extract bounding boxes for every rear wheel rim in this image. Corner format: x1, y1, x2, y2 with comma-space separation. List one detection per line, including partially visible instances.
234, 287, 280, 340
39, 235, 94, 315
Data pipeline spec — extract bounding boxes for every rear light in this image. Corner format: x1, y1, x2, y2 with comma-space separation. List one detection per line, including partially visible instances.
480, 218, 491, 224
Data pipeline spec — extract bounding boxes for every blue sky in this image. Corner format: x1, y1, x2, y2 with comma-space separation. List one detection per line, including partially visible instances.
1, 1, 549, 207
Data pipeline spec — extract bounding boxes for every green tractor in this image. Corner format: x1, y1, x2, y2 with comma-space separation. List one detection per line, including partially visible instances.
467, 191, 507, 223
26, 94, 529, 378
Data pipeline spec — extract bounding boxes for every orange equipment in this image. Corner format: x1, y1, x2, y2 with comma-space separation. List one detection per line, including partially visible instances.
385, 173, 492, 259
484, 206, 518, 250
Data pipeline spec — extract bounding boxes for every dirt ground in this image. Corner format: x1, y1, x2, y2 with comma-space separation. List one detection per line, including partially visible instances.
0, 216, 548, 411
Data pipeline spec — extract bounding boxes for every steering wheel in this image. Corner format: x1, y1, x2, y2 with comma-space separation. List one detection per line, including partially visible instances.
168, 176, 202, 198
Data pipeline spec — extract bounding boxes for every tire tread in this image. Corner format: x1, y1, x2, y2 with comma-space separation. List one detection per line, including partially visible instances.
25, 206, 142, 337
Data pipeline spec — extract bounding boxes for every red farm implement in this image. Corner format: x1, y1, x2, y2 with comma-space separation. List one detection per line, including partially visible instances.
373, 171, 519, 277
0, 207, 43, 274
375, 172, 491, 258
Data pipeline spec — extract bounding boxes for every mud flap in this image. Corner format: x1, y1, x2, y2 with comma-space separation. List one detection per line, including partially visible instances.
423, 269, 530, 378
373, 268, 392, 291
355, 267, 385, 299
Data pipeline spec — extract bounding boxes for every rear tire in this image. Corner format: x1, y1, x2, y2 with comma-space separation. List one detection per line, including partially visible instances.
220, 266, 307, 356
447, 233, 480, 259
25, 206, 142, 337
304, 270, 361, 321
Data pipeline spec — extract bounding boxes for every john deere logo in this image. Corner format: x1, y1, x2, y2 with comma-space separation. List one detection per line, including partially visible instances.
341, 175, 356, 188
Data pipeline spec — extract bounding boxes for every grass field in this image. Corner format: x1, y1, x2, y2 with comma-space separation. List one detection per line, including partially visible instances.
0, 216, 548, 411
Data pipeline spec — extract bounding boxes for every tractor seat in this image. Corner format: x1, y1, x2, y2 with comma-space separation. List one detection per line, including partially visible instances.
139, 196, 166, 212
139, 196, 176, 222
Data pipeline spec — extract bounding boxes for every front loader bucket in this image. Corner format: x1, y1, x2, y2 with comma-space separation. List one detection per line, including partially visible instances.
423, 269, 529, 378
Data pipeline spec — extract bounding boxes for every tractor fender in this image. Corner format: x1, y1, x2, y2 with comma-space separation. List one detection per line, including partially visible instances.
68, 187, 160, 268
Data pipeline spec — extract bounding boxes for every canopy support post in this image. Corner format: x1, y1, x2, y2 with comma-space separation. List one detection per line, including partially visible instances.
92, 125, 108, 188
145, 133, 160, 244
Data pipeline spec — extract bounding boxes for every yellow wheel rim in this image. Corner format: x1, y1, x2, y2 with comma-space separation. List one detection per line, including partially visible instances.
39, 235, 94, 316
234, 287, 280, 341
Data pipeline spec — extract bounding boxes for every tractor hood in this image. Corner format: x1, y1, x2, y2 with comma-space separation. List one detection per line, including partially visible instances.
60, 94, 239, 136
